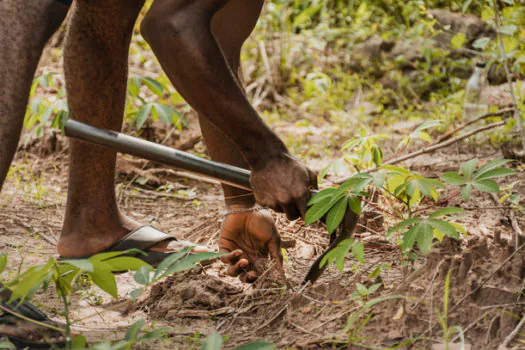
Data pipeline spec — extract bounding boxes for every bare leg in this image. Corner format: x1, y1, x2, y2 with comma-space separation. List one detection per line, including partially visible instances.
0, 1, 69, 191
58, 0, 145, 257
143, 0, 284, 280
199, 0, 264, 207
141, 0, 315, 221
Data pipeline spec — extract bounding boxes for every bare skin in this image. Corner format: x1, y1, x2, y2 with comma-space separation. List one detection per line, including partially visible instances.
1, 0, 317, 280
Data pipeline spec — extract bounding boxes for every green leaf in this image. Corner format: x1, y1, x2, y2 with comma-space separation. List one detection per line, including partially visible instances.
372, 145, 383, 166
415, 223, 434, 255
307, 188, 336, 206
348, 196, 362, 215
460, 159, 478, 179
90, 264, 118, 298
462, 0, 473, 12
401, 226, 418, 252
103, 257, 150, 272
389, 218, 420, 234
60, 259, 94, 273
451, 33, 466, 49
134, 265, 152, 285
319, 239, 353, 271
136, 103, 152, 129
356, 283, 368, 295
234, 341, 276, 350
441, 172, 467, 186
0, 253, 7, 275
305, 197, 335, 225
202, 333, 223, 350
481, 6, 495, 21
0, 341, 15, 349
472, 179, 499, 193
461, 184, 472, 201
428, 219, 459, 239
152, 103, 174, 125
475, 167, 516, 181
367, 283, 382, 295
475, 159, 512, 179
503, 36, 518, 52
161, 252, 225, 278
326, 196, 349, 234
352, 241, 365, 264
71, 336, 87, 350
428, 207, 464, 219
125, 319, 146, 342
293, 5, 323, 27
130, 288, 143, 302
472, 37, 491, 50
152, 248, 192, 280
141, 77, 164, 97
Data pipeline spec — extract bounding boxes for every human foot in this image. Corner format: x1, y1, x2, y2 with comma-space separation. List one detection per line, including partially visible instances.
219, 207, 283, 282
57, 212, 208, 260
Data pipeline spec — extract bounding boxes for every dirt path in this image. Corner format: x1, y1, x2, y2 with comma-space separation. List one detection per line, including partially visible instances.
2, 126, 524, 349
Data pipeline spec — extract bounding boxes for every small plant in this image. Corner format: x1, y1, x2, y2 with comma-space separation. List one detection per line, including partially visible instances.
1, 248, 224, 349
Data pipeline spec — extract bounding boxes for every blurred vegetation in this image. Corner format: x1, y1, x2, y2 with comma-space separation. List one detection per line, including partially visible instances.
24, 0, 525, 160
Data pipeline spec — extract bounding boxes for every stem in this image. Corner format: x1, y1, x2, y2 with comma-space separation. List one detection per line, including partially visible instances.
493, 1, 525, 150
59, 286, 72, 349
361, 198, 404, 220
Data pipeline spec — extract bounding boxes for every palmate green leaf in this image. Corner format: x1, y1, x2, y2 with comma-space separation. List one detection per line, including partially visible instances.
8, 259, 55, 302
202, 333, 223, 350
415, 223, 434, 255
234, 341, 276, 350
474, 167, 516, 181
461, 184, 473, 201
460, 159, 478, 180
320, 239, 354, 271
151, 103, 173, 125
428, 207, 464, 219
326, 196, 349, 234
428, 219, 459, 240
472, 179, 499, 193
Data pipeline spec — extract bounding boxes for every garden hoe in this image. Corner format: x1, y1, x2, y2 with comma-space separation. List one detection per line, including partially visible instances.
64, 120, 358, 285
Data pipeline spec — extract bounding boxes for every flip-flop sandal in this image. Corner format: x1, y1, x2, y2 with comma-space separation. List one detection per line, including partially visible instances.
61, 225, 208, 267
0, 298, 67, 349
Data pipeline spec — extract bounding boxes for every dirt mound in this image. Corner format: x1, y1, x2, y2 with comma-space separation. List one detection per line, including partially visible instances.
133, 272, 242, 320
375, 236, 525, 349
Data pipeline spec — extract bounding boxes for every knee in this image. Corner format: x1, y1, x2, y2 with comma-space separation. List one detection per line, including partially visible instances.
141, 1, 215, 48
141, 2, 194, 47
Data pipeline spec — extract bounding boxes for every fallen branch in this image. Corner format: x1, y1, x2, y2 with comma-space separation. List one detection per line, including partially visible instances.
437, 108, 515, 143
336, 120, 506, 184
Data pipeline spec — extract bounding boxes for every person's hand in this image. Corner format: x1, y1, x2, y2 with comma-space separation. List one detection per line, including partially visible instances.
219, 209, 282, 283
250, 153, 318, 220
